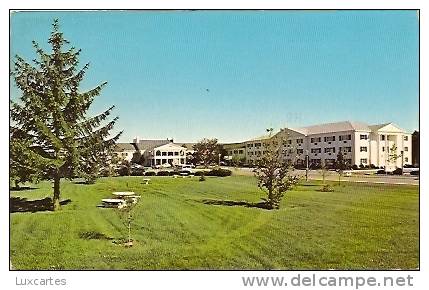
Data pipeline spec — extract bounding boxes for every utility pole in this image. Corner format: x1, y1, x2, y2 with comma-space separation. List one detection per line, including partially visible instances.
305, 150, 309, 182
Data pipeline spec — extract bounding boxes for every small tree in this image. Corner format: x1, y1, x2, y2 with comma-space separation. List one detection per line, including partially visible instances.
387, 144, 402, 170
253, 133, 299, 210
319, 160, 328, 186
116, 197, 138, 247
335, 151, 347, 186
192, 138, 220, 167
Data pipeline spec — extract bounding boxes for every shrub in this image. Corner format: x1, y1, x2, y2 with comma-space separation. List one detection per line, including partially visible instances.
193, 171, 206, 176
351, 164, 359, 170
369, 164, 378, 169
392, 168, 403, 175
376, 169, 386, 175
206, 168, 232, 177
157, 170, 170, 176
199, 174, 206, 182
144, 171, 156, 176
130, 168, 144, 176
320, 184, 334, 192
410, 170, 419, 176
117, 166, 131, 176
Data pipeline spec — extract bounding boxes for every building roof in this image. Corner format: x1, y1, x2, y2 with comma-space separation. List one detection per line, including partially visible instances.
135, 140, 171, 151
369, 122, 406, 133
248, 134, 274, 141
114, 143, 137, 152
177, 143, 196, 150
291, 121, 371, 135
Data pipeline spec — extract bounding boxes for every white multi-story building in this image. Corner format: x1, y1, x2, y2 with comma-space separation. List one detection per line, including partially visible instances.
225, 121, 412, 169
113, 138, 193, 167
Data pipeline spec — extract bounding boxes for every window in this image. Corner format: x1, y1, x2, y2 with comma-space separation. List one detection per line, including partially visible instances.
239, 149, 244, 154
360, 134, 368, 140
233, 150, 238, 154
156, 150, 161, 156
296, 139, 304, 144
288, 149, 293, 154
311, 137, 321, 143
360, 158, 368, 164
247, 144, 253, 148
311, 148, 322, 154
339, 135, 352, 141
360, 146, 368, 152
255, 143, 262, 147
168, 152, 173, 156
404, 136, 408, 141
324, 136, 336, 142
405, 157, 409, 162
162, 152, 167, 156
324, 147, 336, 153
381, 135, 385, 141
404, 147, 408, 152
296, 149, 304, 154
174, 152, 179, 156
341, 147, 352, 152
382, 147, 385, 152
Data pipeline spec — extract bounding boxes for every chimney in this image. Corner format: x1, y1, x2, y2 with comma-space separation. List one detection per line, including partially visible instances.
133, 136, 139, 144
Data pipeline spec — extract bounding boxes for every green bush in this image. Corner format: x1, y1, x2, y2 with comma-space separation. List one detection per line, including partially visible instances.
199, 174, 206, 182
392, 168, 403, 175
144, 171, 156, 176
157, 171, 170, 176
206, 168, 232, 177
320, 184, 334, 192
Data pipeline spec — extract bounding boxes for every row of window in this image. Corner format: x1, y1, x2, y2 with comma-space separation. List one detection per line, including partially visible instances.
155, 151, 184, 156
359, 157, 409, 163
380, 135, 409, 141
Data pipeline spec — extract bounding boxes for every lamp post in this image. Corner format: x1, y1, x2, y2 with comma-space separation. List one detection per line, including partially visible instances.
305, 150, 309, 182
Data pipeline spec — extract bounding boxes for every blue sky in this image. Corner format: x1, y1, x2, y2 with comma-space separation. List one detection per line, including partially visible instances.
10, 10, 419, 143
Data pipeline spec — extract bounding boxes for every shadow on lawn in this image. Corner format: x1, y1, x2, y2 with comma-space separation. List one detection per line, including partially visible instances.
10, 197, 72, 213
201, 199, 270, 209
9, 186, 38, 191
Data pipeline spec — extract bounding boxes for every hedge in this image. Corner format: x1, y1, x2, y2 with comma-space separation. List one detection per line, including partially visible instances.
194, 168, 232, 177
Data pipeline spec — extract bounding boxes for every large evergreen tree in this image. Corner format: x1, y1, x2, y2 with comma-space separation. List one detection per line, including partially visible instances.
10, 19, 121, 210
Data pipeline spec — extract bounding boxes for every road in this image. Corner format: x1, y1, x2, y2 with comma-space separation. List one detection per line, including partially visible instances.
226, 167, 419, 186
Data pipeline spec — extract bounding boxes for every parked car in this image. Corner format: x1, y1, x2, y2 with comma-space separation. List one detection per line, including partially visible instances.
179, 164, 194, 174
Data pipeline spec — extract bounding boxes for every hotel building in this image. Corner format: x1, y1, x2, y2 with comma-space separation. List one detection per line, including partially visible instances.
224, 121, 412, 170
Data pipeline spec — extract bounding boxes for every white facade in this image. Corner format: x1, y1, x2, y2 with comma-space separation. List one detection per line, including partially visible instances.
113, 140, 190, 167
144, 143, 188, 167
226, 121, 412, 169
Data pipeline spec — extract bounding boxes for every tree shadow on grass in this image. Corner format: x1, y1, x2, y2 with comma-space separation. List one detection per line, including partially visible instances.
10, 197, 72, 213
200, 199, 270, 209
9, 186, 38, 192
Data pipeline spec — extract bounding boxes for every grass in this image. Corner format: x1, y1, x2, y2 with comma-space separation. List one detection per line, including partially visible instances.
10, 175, 419, 270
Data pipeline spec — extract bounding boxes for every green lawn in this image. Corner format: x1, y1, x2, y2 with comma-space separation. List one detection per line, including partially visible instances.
10, 175, 419, 270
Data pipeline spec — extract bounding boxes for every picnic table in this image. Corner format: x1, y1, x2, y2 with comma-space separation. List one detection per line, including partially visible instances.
101, 198, 126, 208
112, 192, 135, 198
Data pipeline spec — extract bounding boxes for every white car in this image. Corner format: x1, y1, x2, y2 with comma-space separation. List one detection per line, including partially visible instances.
179, 164, 194, 173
